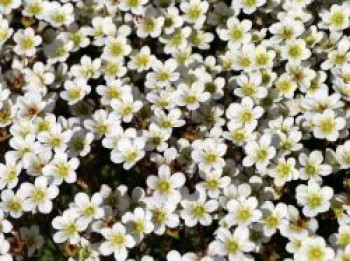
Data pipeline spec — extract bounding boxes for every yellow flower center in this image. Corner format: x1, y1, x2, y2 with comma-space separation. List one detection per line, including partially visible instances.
226, 240, 239, 253
65, 223, 77, 236
206, 179, 218, 189
9, 200, 22, 212
256, 53, 269, 66
144, 20, 155, 32
330, 12, 345, 27
21, 37, 34, 50
33, 189, 46, 202
320, 118, 336, 134
266, 215, 279, 228
187, 5, 202, 20
157, 72, 170, 82
112, 234, 125, 246
245, 0, 257, 7
50, 137, 61, 147
256, 148, 268, 162
153, 210, 167, 223
53, 12, 66, 23
125, 150, 139, 162
134, 221, 144, 234
83, 205, 95, 217
0, 0, 12, 7
68, 88, 82, 100
307, 246, 324, 260
230, 27, 244, 41
128, 0, 140, 7
135, 54, 150, 68
157, 180, 171, 193
185, 95, 197, 104
28, 3, 43, 14
57, 164, 68, 178
307, 193, 322, 208
237, 208, 252, 221
110, 43, 124, 57
288, 45, 302, 58
277, 163, 291, 178
205, 153, 217, 164
192, 205, 205, 217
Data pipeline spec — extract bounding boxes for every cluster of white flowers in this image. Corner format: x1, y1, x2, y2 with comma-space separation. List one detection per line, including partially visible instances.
0, 0, 349, 260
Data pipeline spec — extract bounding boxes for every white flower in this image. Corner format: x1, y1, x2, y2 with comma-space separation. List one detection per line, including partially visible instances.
0, 153, 21, 190
44, 2, 74, 28
275, 74, 298, 99
89, 17, 116, 46
103, 36, 132, 61
119, 0, 148, 14
232, 0, 266, 14
122, 207, 154, 242
0, 0, 20, 14
38, 123, 72, 152
23, 62, 55, 94
299, 150, 332, 181
180, 0, 209, 29
209, 227, 254, 260
336, 141, 350, 169
0, 16, 13, 45
225, 196, 262, 227
144, 123, 171, 152
43, 152, 79, 185
181, 188, 218, 227
243, 134, 276, 170
295, 237, 335, 261
70, 192, 105, 223
268, 157, 299, 187
0, 209, 12, 234
23, 0, 48, 19
269, 17, 304, 43
128, 46, 155, 72
13, 28, 41, 57
68, 130, 94, 157
296, 180, 333, 217
234, 72, 267, 100
0, 189, 25, 218
0, 234, 12, 261
70, 56, 101, 79
19, 176, 59, 214
111, 93, 143, 123
19, 225, 44, 256
52, 210, 88, 244
100, 222, 136, 261
147, 165, 185, 203
147, 199, 179, 235
313, 109, 346, 141
146, 59, 179, 87
226, 97, 264, 129
321, 38, 350, 70
153, 108, 185, 130
261, 202, 288, 237
84, 109, 120, 139
281, 39, 311, 64
110, 137, 146, 169
16, 92, 46, 120
97, 79, 132, 106
175, 81, 210, 110
136, 10, 164, 38
61, 79, 91, 105
198, 169, 231, 198
320, 4, 350, 31
192, 138, 227, 171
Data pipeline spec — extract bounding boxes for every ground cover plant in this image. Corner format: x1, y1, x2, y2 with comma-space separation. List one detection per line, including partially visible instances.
0, 0, 349, 260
